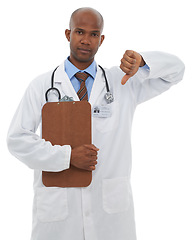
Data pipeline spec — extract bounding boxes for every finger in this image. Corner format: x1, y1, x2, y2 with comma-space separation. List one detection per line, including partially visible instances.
89, 155, 98, 161
121, 74, 131, 85
89, 150, 98, 156
120, 63, 133, 75
84, 165, 96, 171
121, 58, 135, 70
83, 166, 94, 172
84, 144, 99, 151
89, 160, 98, 165
89, 165, 96, 171
124, 50, 137, 62
85, 149, 98, 158
84, 160, 97, 171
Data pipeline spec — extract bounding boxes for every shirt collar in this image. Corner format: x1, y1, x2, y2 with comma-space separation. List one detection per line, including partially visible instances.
64, 57, 97, 80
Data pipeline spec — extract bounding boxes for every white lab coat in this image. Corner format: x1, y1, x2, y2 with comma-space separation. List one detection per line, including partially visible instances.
7, 52, 185, 240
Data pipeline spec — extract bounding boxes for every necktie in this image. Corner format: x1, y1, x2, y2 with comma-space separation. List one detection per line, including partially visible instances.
75, 72, 90, 101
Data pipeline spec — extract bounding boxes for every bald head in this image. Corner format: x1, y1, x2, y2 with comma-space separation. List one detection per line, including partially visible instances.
69, 7, 104, 32
65, 7, 105, 69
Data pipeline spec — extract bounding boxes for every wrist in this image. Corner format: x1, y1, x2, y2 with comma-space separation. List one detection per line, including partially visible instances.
139, 56, 146, 67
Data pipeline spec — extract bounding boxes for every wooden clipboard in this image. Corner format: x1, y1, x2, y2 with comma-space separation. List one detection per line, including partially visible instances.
42, 101, 92, 188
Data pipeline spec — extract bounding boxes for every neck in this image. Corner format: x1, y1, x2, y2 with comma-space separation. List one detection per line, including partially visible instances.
69, 56, 94, 70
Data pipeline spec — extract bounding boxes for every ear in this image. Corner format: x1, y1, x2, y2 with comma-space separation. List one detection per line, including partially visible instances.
99, 35, 105, 47
65, 29, 71, 42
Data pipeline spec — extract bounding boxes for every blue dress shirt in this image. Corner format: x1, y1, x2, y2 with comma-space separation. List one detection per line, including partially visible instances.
64, 57, 97, 100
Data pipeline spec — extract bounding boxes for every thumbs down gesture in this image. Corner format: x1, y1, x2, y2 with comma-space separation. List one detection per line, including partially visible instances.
120, 50, 146, 85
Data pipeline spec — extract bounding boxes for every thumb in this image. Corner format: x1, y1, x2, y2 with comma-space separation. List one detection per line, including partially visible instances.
121, 74, 131, 85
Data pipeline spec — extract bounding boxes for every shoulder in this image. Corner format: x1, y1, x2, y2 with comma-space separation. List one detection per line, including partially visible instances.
26, 69, 54, 99
22, 70, 53, 105
29, 70, 52, 89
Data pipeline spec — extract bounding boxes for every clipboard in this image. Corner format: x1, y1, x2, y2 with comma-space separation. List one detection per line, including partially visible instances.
42, 101, 92, 188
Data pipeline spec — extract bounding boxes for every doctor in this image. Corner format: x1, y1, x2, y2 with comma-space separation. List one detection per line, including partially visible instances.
7, 7, 185, 240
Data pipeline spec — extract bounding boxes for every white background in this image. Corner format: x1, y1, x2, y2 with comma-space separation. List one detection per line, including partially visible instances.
1, 0, 192, 239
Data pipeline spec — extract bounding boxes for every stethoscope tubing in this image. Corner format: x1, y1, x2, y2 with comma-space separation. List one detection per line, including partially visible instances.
98, 65, 110, 92
45, 65, 111, 102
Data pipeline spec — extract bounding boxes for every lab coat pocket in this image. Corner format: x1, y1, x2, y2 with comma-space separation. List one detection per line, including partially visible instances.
36, 187, 68, 222
102, 177, 131, 214
94, 101, 119, 133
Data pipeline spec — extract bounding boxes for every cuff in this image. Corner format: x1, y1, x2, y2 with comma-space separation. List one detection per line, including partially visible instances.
136, 63, 150, 80
61, 145, 71, 170
48, 144, 71, 172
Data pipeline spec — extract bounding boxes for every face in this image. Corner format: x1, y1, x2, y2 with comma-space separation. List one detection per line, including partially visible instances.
65, 10, 105, 69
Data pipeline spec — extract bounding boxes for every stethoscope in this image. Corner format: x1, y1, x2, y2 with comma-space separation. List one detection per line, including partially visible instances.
45, 65, 114, 104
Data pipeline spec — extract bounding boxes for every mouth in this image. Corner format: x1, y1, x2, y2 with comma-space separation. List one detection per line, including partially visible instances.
77, 48, 91, 54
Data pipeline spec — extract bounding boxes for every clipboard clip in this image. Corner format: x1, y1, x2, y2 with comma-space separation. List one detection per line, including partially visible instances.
60, 95, 74, 102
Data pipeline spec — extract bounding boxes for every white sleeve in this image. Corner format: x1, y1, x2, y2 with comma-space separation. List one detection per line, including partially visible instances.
130, 51, 185, 104
7, 77, 71, 172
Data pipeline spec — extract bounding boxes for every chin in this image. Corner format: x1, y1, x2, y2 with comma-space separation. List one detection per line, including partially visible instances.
77, 56, 93, 63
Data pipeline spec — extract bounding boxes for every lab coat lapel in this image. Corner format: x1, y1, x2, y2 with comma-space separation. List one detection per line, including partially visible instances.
89, 65, 105, 106
54, 62, 79, 101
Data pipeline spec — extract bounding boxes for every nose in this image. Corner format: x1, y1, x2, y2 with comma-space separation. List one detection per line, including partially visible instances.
80, 34, 91, 45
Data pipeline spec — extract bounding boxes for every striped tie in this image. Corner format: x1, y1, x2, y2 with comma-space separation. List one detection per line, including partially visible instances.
75, 72, 90, 101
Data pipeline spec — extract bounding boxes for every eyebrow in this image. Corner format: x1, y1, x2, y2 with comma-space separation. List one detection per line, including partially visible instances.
75, 28, 100, 33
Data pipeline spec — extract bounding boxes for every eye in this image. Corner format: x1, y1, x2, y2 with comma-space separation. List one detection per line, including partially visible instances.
76, 30, 83, 35
91, 33, 99, 37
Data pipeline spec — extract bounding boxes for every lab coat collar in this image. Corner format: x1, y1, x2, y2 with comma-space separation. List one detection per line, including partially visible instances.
54, 62, 79, 101
54, 62, 68, 83
54, 62, 105, 105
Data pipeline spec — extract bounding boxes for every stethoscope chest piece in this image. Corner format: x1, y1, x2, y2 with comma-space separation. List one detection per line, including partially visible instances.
98, 65, 114, 104
105, 91, 114, 104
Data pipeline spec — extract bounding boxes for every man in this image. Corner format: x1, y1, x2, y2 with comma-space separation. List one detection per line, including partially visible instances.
7, 7, 185, 240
